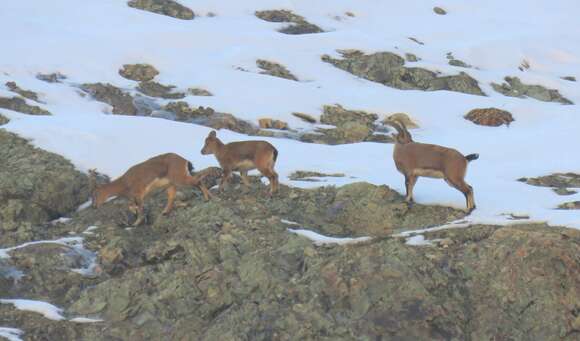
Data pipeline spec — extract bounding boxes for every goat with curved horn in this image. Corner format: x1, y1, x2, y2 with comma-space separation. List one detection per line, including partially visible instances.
384, 118, 478, 212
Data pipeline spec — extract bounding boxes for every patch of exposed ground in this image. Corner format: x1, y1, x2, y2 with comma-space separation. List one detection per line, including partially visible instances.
322, 50, 485, 96
0, 96, 51, 115
492, 76, 573, 104
127, 0, 194, 20
256, 59, 298, 81
255, 10, 323, 35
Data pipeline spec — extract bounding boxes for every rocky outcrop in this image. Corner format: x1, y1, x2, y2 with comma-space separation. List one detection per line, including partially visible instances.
322, 50, 485, 96
118, 63, 159, 82
257, 59, 298, 81
80, 83, 138, 115
519, 173, 580, 196
127, 0, 194, 20
5, 82, 41, 102
188, 87, 213, 96
163, 102, 259, 135
0, 96, 51, 115
2, 172, 578, 340
433, 6, 447, 15
258, 118, 289, 130
289, 170, 345, 182
558, 201, 580, 209
255, 10, 323, 34
492, 76, 573, 104
137, 81, 186, 99
0, 131, 89, 241
36, 72, 66, 83
300, 105, 392, 145
464, 107, 514, 127
0, 113, 8, 125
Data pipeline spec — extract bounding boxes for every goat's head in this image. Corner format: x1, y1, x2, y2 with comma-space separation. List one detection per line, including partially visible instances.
385, 119, 413, 144
201, 130, 220, 155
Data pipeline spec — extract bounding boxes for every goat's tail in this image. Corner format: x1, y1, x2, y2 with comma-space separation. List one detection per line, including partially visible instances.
465, 153, 479, 162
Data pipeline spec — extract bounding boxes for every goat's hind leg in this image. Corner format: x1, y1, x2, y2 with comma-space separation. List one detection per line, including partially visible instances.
447, 178, 475, 213
162, 185, 177, 215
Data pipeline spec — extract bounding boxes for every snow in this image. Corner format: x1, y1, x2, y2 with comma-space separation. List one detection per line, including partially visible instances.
0, 299, 65, 321
0, 328, 23, 341
405, 235, 439, 247
0, 299, 103, 324
0, 237, 83, 259
0, 0, 578, 229
288, 228, 371, 246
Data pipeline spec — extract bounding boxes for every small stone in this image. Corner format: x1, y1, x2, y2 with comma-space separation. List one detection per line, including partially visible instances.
464, 108, 514, 127
433, 7, 447, 15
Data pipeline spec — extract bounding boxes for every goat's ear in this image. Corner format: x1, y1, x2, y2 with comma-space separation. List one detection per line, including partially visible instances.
209, 130, 217, 138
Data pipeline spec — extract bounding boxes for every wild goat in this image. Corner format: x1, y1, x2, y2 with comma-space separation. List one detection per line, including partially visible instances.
201, 130, 279, 194
90, 153, 210, 226
385, 119, 478, 212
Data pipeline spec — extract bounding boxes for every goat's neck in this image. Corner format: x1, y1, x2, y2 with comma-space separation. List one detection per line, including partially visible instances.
99, 178, 127, 199
213, 139, 227, 160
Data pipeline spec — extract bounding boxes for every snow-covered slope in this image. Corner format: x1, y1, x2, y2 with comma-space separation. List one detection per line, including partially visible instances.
1, 0, 579, 228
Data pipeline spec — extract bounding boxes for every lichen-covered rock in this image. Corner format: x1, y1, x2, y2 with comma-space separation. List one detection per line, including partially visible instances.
322, 50, 485, 96
80, 83, 138, 115
256, 60, 298, 81
137, 81, 185, 99
0, 96, 51, 115
127, 0, 194, 20
255, 10, 323, 35
557, 201, 580, 209
0, 130, 89, 239
289, 170, 345, 182
188, 87, 213, 96
36, 72, 66, 83
433, 6, 447, 15
0, 112, 8, 125
464, 107, 514, 127
518, 173, 580, 189
118, 63, 159, 81
5, 82, 41, 102
299, 105, 388, 145
163, 101, 258, 135
492, 76, 573, 104
292, 112, 316, 123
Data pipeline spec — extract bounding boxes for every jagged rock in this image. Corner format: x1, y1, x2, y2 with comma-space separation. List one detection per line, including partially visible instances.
258, 118, 289, 130
553, 188, 577, 196
322, 50, 485, 96
518, 173, 580, 189
405, 53, 420, 62
491, 76, 573, 104
433, 6, 447, 15
464, 108, 514, 127
188, 88, 213, 96
163, 102, 258, 134
119, 64, 159, 82
127, 0, 194, 20
0, 112, 8, 125
80, 83, 138, 115
137, 81, 186, 99
36, 72, 66, 83
255, 9, 323, 35
256, 60, 298, 81
5, 82, 40, 102
289, 171, 345, 182
385, 113, 419, 129
558, 201, 580, 210
0, 131, 89, 240
0, 96, 51, 115
292, 112, 316, 123
299, 105, 389, 145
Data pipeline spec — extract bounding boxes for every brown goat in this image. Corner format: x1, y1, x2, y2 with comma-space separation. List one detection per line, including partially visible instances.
90, 153, 210, 226
385, 119, 478, 212
200, 130, 279, 194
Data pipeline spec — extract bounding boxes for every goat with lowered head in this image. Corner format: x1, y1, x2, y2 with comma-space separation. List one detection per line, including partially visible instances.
385, 119, 478, 212
90, 153, 209, 226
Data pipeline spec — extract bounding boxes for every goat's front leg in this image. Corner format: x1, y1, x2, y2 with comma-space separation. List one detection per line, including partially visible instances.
404, 174, 418, 204
132, 198, 146, 226
219, 169, 232, 192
